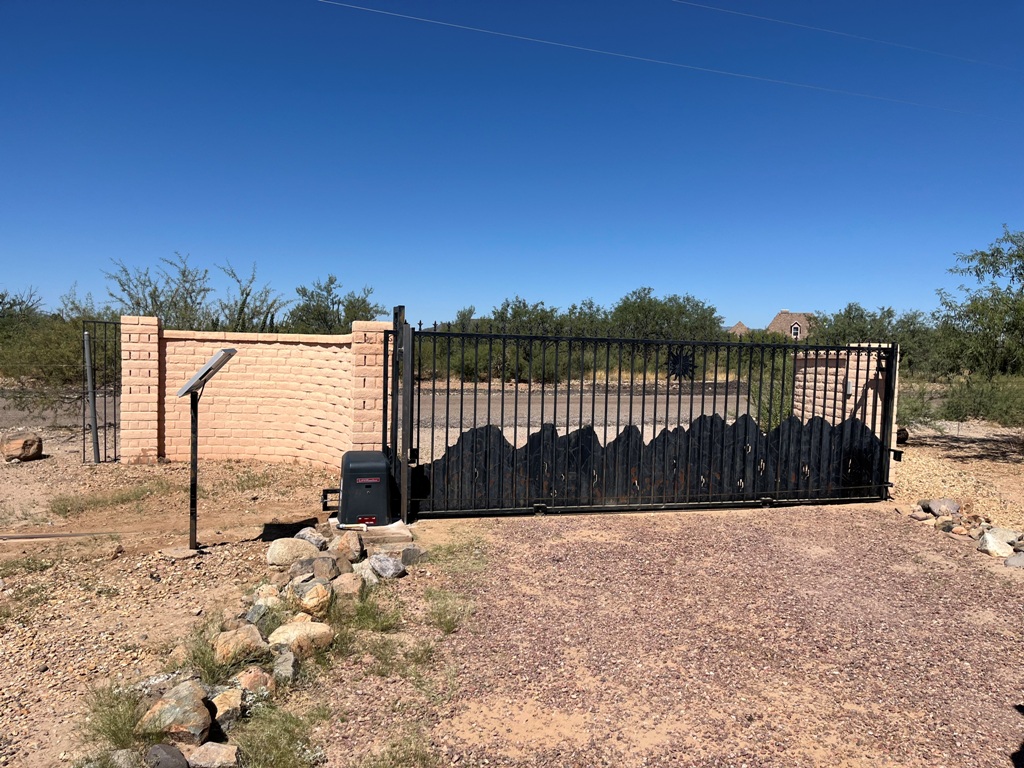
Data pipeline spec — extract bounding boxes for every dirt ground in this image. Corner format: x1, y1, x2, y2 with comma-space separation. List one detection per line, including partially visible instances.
0, 411, 1022, 767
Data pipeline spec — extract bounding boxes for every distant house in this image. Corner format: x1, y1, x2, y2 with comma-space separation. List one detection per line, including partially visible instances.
766, 310, 810, 341
727, 321, 751, 338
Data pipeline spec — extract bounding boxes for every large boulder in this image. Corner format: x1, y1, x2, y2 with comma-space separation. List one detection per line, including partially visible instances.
1, 432, 42, 462
136, 680, 211, 746
266, 538, 320, 567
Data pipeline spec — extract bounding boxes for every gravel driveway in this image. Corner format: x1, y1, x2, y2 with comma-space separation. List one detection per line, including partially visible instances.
410, 506, 1024, 767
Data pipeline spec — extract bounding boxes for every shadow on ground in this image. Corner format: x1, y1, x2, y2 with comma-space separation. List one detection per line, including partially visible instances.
913, 431, 1023, 464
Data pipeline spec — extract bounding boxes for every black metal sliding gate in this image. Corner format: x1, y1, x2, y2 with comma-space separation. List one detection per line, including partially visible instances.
386, 312, 898, 518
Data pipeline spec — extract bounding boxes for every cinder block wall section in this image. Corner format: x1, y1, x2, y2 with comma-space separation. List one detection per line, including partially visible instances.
119, 316, 391, 468
792, 345, 898, 442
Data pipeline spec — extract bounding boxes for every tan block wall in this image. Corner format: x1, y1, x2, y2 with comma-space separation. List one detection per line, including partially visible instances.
120, 316, 391, 469
120, 316, 163, 464
792, 346, 894, 439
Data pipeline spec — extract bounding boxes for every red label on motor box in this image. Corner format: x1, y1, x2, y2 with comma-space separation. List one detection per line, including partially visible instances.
356, 477, 381, 484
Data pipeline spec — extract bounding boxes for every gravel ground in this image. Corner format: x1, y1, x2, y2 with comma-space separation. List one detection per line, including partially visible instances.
1, 417, 1022, 767
398, 508, 1024, 767
0, 541, 268, 767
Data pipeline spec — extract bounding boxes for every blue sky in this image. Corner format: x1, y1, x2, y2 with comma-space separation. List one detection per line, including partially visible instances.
1, 0, 1021, 328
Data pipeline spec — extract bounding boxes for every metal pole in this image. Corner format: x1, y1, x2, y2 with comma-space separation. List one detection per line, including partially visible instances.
189, 390, 199, 550
400, 321, 414, 524
83, 331, 101, 464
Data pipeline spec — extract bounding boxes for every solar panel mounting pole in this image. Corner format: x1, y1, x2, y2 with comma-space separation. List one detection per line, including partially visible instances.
177, 349, 237, 550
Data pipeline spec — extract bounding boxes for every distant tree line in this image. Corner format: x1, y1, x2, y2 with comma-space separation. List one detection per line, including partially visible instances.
0, 253, 385, 410
3, 227, 1024, 426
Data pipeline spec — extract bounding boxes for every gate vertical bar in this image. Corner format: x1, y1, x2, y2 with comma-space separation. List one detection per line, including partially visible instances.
83, 330, 101, 464
390, 307, 403, 470
400, 321, 414, 524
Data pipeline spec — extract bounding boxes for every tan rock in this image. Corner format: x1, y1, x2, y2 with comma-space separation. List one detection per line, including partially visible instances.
268, 622, 334, 659
255, 584, 280, 599
328, 531, 363, 562
213, 625, 268, 666
233, 665, 276, 696
285, 578, 333, 618
188, 741, 239, 768
331, 572, 362, 601
266, 538, 320, 567
211, 688, 243, 732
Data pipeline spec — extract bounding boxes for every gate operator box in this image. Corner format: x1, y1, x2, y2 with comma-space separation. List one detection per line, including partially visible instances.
340, 451, 392, 526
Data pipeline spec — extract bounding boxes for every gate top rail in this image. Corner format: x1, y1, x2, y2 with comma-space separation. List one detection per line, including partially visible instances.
413, 326, 897, 354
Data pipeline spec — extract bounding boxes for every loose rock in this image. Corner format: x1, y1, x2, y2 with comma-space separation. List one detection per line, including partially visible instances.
187, 742, 239, 768
368, 553, 406, 579
266, 538, 320, 567
211, 688, 243, 732
986, 526, 1021, 545
1005, 552, 1024, 568
286, 578, 333, 618
136, 680, 211, 746
213, 625, 268, 666
331, 572, 363, 601
328, 531, 363, 562
294, 527, 328, 551
927, 498, 961, 516
267, 622, 335, 659
273, 651, 299, 684
977, 531, 1015, 558
233, 665, 276, 696
1, 432, 42, 462
144, 743, 188, 768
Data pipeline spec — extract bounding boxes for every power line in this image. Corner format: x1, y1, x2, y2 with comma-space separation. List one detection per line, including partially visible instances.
670, 0, 1018, 73
316, 0, 981, 117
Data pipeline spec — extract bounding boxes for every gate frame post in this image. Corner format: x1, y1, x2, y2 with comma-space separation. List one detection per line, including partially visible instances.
389, 306, 413, 524
400, 321, 414, 524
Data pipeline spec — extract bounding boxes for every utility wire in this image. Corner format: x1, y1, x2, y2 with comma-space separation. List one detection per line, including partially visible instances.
670, 0, 1017, 72
317, 0, 979, 117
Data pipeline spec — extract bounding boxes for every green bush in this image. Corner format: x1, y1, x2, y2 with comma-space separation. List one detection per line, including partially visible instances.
940, 376, 1024, 426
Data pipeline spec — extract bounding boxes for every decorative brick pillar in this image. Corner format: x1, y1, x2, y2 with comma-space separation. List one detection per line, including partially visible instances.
349, 320, 389, 453
120, 315, 162, 464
